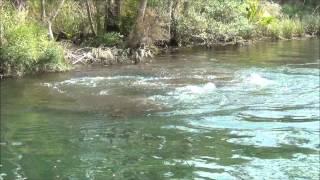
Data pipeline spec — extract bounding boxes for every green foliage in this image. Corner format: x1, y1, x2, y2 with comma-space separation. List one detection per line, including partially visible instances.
120, 16, 135, 36
246, 0, 261, 22
175, 0, 314, 45
0, 4, 67, 76
176, 0, 255, 45
120, 0, 139, 36
259, 16, 277, 26
85, 32, 123, 47
53, 1, 87, 38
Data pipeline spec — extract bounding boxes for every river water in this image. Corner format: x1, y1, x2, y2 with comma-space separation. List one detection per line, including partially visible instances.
1, 39, 319, 179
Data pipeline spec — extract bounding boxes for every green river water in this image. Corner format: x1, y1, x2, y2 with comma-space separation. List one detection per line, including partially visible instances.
1, 39, 319, 179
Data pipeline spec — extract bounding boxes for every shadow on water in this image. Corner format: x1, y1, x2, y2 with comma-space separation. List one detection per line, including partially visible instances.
1, 39, 319, 179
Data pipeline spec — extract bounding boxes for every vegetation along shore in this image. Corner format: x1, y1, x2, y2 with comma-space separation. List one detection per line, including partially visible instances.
0, 0, 319, 77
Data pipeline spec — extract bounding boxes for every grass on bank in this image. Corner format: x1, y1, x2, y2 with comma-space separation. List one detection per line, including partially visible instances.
261, 18, 305, 39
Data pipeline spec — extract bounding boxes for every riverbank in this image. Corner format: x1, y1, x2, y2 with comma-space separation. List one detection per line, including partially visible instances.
0, 36, 318, 79
64, 35, 318, 66
0, 0, 319, 78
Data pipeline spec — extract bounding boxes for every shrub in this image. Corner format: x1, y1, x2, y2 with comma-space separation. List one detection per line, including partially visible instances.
1, 23, 67, 76
0, 4, 68, 76
37, 42, 67, 71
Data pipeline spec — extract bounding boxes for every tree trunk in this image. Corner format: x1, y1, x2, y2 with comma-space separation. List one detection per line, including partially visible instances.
41, 0, 46, 21
0, 3, 3, 47
126, 0, 148, 48
0, 14, 3, 47
86, 0, 97, 36
183, 0, 189, 16
105, 0, 122, 32
47, 0, 66, 40
104, 0, 109, 32
12, 0, 26, 11
169, 0, 179, 46
50, 0, 65, 21
137, 0, 148, 22
48, 21, 54, 40
94, 0, 104, 35
168, 0, 173, 36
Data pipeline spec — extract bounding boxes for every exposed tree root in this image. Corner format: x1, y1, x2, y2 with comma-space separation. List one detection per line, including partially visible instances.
64, 45, 154, 66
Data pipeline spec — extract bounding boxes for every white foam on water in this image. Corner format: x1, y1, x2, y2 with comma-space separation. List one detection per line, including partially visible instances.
98, 90, 109, 95
163, 172, 174, 178
57, 76, 143, 86
148, 82, 219, 114
244, 73, 274, 87
58, 77, 108, 87
41, 83, 52, 87
0, 173, 7, 180
191, 75, 216, 80
195, 171, 236, 180
43, 75, 218, 97
172, 82, 216, 95
162, 125, 204, 133
132, 80, 168, 88
206, 75, 216, 79
46, 76, 174, 88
